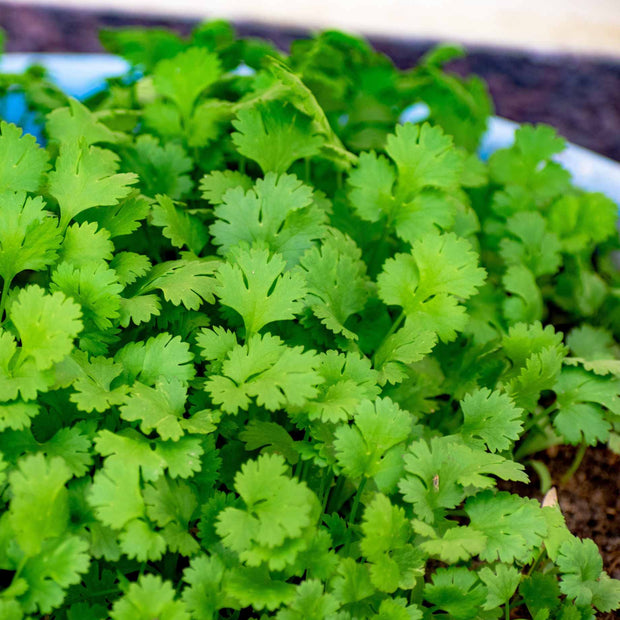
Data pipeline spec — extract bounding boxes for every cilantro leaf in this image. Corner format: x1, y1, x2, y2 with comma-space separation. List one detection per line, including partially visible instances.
153, 47, 221, 120
460, 388, 524, 452
60, 221, 114, 266
301, 350, 380, 423
151, 194, 208, 255
205, 333, 322, 414
129, 135, 192, 199
8, 453, 72, 556
399, 437, 527, 523
48, 141, 138, 231
138, 258, 219, 310
0, 191, 61, 285
298, 229, 370, 340
423, 567, 486, 620
377, 233, 486, 341
232, 100, 325, 174
373, 320, 437, 385
110, 574, 189, 620
334, 397, 413, 479
115, 332, 195, 386
552, 367, 617, 445
478, 563, 521, 610
385, 122, 463, 193
216, 453, 317, 568
120, 379, 187, 441
46, 98, 125, 146
360, 493, 423, 593
0, 121, 50, 193
215, 246, 308, 336
200, 169, 253, 205
10, 285, 82, 371
211, 172, 326, 266
557, 538, 620, 611
489, 124, 570, 203
465, 490, 547, 563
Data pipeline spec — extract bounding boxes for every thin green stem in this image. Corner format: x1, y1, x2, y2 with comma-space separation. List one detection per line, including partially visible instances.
561, 438, 587, 484
327, 474, 346, 514
504, 601, 510, 620
367, 217, 392, 275
0, 275, 12, 324
372, 310, 405, 364
348, 477, 367, 526
304, 157, 310, 184
524, 402, 557, 432
525, 547, 547, 579
345, 477, 367, 553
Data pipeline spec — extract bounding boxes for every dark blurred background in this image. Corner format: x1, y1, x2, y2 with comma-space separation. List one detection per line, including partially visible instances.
1, 3, 619, 161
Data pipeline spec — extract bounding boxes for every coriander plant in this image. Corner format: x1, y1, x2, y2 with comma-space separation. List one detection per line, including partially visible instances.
0, 21, 619, 619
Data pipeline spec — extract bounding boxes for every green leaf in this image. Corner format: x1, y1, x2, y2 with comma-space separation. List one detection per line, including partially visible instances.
399, 438, 527, 523
8, 453, 71, 556
139, 258, 219, 310
553, 367, 617, 445
153, 47, 221, 120
566, 324, 620, 377
60, 221, 114, 266
211, 172, 326, 266
215, 246, 307, 336
489, 124, 570, 203
205, 333, 322, 414
182, 554, 229, 619
385, 122, 463, 193
115, 332, 195, 386
94, 429, 204, 481
548, 192, 618, 252
10, 285, 82, 371
301, 350, 380, 423
377, 233, 485, 341
129, 135, 192, 199
0, 121, 50, 193
88, 457, 144, 529
51, 261, 123, 333
48, 141, 138, 230
557, 538, 620, 611
519, 573, 561, 618
225, 565, 296, 611
120, 379, 187, 441
200, 169, 253, 205
423, 567, 486, 620
334, 397, 413, 479
151, 194, 209, 254
240, 419, 299, 464
0, 191, 61, 284
415, 520, 487, 563
360, 493, 423, 593
465, 490, 547, 563
46, 98, 125, 146
460, 388, 524, 452
478, 563, 521, 610
500, 211, 562, 277
298, 229, 370, 340
232, 100, 325, 174
216, 453, 317, 568
502, 264, 543, 324
110, 574, 189, 620
276, 579, 340, 620
18, 537, 90, 614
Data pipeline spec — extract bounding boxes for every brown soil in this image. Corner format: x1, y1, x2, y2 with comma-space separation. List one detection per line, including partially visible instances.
502, 445, 619, 619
